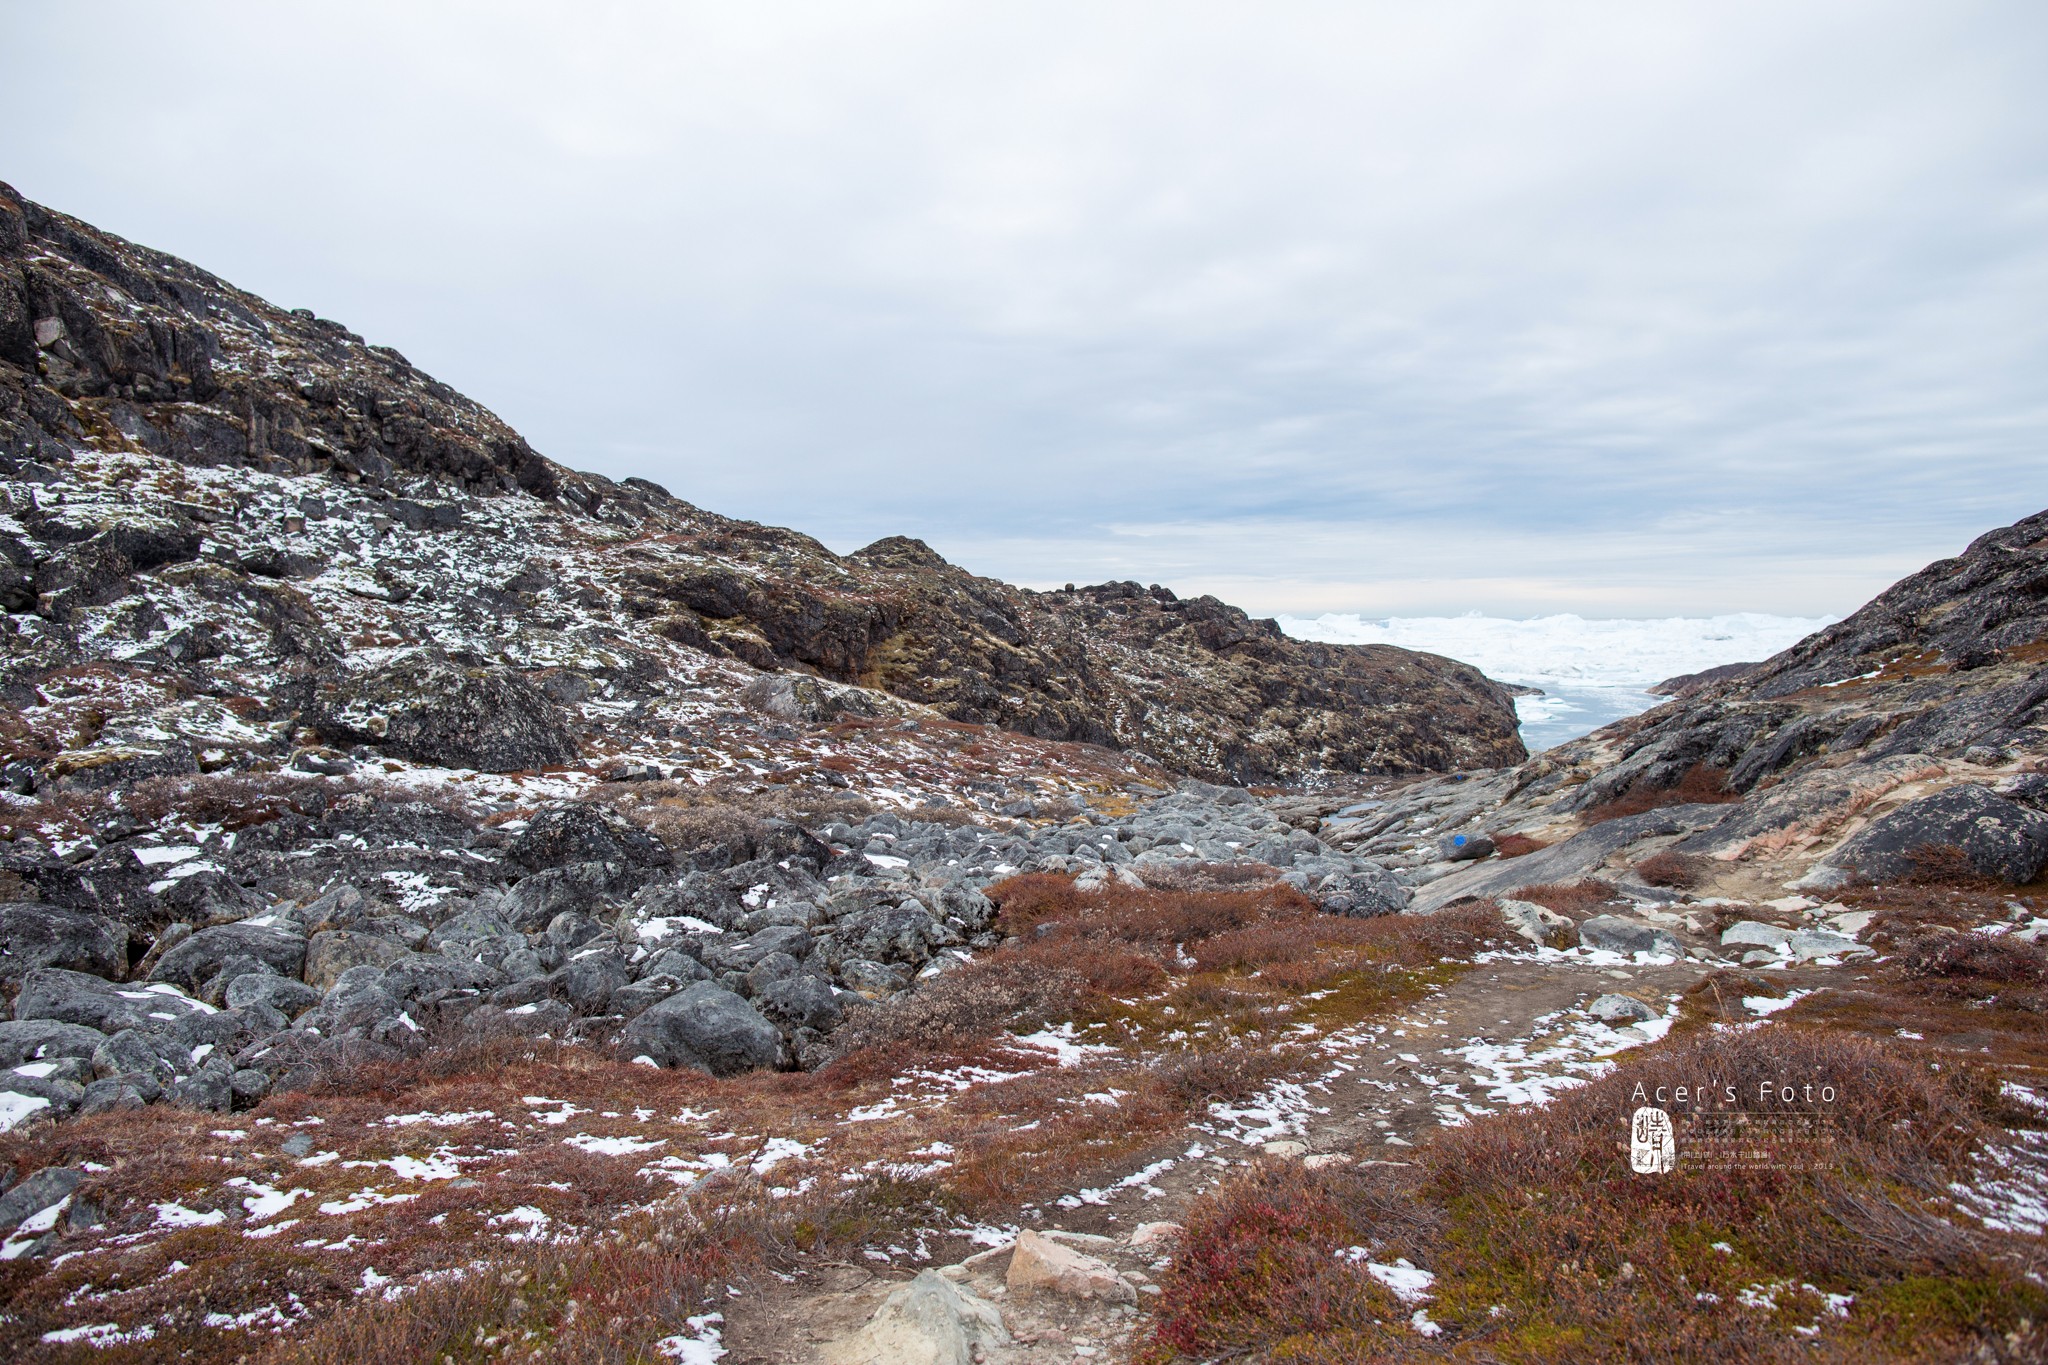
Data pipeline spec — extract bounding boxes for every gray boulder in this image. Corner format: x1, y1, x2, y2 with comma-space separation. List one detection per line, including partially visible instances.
510, 804, 671, 871
831, 907, 936, 968
308, 650, 580, 773
0, 1166, 82, 1233
0, 903, 127, 984
617, 982, 781, 1075
223, 973, 323, 1019
14, 968, 213, 1034
547, 951, 630, 1014
1720, 921, 1793, 950
0, 1019, 108, 1068
610, 974, 684, 1019
425, 905, 515, 953
1588, 993, 1656, 1024
1577, 915, 1685, 959
1495, 898, 1572, 946
1821, 784, 2048, 886
303, 930, 407, 990
149, 922, 307, 992
757, 972, 844, 1032
839, 958, 911, 998
504, 861, 650, 932
1785, 929, 1873, 962
1312, 866, 1411, 917
1437, 833, 1496, 863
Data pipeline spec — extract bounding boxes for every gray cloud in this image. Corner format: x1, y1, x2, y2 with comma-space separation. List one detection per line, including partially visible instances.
5, 0, 2043, 616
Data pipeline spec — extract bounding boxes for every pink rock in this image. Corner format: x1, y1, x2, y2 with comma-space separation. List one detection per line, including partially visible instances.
1006, 1230, 1136, 1303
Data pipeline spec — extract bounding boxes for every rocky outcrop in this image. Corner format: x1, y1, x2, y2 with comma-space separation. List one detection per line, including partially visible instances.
306, 651, 581, 773
1308, 504, 2048, 922
0, 180, 1521, 789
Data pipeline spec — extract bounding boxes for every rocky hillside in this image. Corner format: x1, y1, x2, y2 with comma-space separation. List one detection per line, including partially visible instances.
0, 181, 1522, 791
1297, 502, 2048, 918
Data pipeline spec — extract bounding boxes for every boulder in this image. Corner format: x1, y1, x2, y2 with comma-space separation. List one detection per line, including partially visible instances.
756, 972, 844, 1032
148, 922, 308, 992
504, 862, 650, 932
222, 973, 322, 1019
617, 982, 781, 1075
1006, 1229, 1136, 1303
1588, 993, 1656, 1024
831, 906, 937, 968
14, 968, 214, 1035
509, 804, 672, 871
0, 1166, 82, 1233
308, 650, 579, 772
0, 1019, 108, 1068
547, 951, 630, 1014
1576, 915, 1685, 959
1721, 922, 1793, 950
0, 903, 126, 984
1437, 833, 1496, 863
425, 905, 515, 953
610, 974, 684, 1019
839, 959, 910, 998
1312, 866, 1411, 917
303, 930, 407, 990
821, 1269, 1011, 1365
1785, 929, 1873, 962
1495, 898, 1572, 946
1822, 784, 2048, 886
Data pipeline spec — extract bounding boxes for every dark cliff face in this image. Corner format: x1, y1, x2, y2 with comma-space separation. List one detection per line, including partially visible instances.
0, 182, 1524, 785
1546, 507, 2048, 812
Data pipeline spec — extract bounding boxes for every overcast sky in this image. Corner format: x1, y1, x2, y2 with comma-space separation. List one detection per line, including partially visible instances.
6, 2, 2044, 616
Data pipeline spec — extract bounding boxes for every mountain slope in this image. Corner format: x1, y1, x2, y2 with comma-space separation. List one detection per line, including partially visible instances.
0, 182, 1522, 786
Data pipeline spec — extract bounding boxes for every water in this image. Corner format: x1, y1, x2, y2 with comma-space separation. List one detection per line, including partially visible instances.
1275, 611, 1837, 752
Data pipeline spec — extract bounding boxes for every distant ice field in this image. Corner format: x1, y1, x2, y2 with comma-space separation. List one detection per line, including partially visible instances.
1275, 612, 1836, 753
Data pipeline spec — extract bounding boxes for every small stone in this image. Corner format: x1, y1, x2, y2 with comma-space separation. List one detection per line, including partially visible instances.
1261, 1139, 1307, 1157
1128, 1221, 1184, 1249
1007, 1230, 1136, 1303
1587, 993, 1655, 1024
821, 1268, 1010, 1365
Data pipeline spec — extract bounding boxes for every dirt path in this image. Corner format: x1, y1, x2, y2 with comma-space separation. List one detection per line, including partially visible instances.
721, 951, 1713, 1363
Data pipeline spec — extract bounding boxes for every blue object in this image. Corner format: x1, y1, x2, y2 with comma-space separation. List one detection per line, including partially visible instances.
1452, 835, 1467, 846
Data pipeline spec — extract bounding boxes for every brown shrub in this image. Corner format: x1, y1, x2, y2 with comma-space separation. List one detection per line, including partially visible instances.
1140, 1160, 1423, 1363
1143, 1026, 2046, 1364
1492, 831, 1550, 859
903, 802, 987, 828
1153, 1047, 1290, 1108
987, 874, 1315, 947
1635, 848, 1706, 888
1511, 879, 1615, 915
1901, 842, 2004, 889
829, 959, 1086, 1061
1581, 763, 1741, 825
639, 800, 766, 860
1897, 929, 2048, 1012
